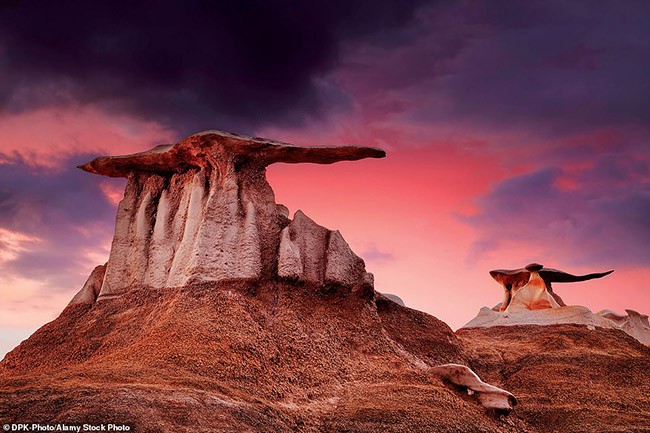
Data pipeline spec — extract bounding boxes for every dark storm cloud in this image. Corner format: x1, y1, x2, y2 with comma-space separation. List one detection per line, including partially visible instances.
325, 1, 650, 143
0, 154, 119, 290
404, 0, 650, 136
0, 0, 429, 134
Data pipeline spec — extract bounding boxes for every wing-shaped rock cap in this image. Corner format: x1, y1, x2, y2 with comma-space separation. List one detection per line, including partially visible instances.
78, 130, 386, 177
539, 267, 614, 283
489, 263, 613, 289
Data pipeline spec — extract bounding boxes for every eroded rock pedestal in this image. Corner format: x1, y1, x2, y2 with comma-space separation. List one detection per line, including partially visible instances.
457, 266, 650, 432
488, 263, 613, 313
75, 130, 382, 301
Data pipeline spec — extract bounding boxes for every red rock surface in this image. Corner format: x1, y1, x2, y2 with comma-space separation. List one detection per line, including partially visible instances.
3, 282, 650, 431
1, 283, 525, 432
458, 325, 650, 433
78, 130, 385, 178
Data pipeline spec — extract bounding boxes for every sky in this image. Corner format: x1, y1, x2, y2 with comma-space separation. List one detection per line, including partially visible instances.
1, 0, 649, 358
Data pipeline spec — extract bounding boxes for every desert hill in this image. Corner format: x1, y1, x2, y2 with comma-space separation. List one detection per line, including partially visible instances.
459, 324, 650, 433
2, 281, 513, 433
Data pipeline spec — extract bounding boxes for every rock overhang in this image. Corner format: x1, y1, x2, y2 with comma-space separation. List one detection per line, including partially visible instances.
78, 129, 386, 178
489, 263, 614, 312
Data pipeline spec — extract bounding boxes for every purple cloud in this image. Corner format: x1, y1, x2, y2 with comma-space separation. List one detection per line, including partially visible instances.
360, 243, 396, 263
332, 1, 650, 145
465, 152, 650, 268
0, 154, 121, 293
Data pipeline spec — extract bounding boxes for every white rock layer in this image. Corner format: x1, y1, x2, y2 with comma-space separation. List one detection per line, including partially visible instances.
68, 264, 106, 306
598, 309, 650, 345
277, 211, 371, 290
462, 305, 650, 346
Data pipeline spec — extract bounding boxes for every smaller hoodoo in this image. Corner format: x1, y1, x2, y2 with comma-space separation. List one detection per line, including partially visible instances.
489, 263, 613, 312
463, 262, 650, 345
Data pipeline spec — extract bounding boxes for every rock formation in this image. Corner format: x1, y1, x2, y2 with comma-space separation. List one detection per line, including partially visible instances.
489, 263, 613, 312
597, 309, 650, 345
458, 264, 650, 431
1, 130, 516, 432
67, 264, 106, 306
74, 130, 383, 301
464, 262, 650, 346
381, 292, 406, 306
431, 364, 517, 412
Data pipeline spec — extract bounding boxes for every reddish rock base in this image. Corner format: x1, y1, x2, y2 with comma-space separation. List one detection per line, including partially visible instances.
2, 283, 516, 433
458, 325, 650, 433
2, 283, 649, 432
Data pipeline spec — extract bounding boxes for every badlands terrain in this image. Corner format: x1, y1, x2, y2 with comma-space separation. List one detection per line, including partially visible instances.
1, 131, 648, 432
